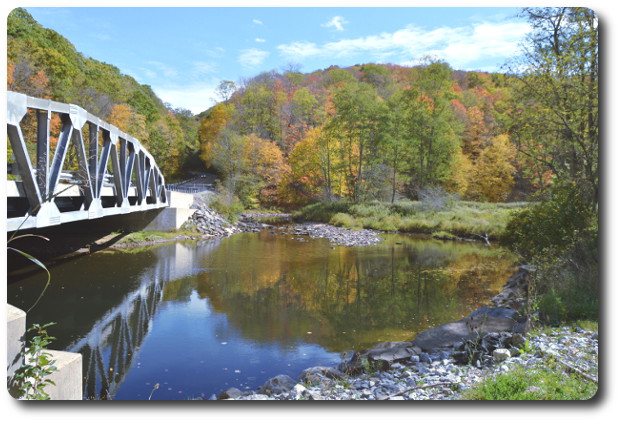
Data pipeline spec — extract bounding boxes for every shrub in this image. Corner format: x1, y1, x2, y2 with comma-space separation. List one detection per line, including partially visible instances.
9, 323, 58, 400
209, 184, 244, 222
330, 212, 362, 229
501, 182, 594, 260
293, 202, 353, 222
210, 198, 244, 223
417, 186, 458, 212
502, 182, 598, 323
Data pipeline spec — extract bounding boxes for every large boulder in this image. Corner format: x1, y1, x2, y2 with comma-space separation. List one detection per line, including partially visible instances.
217, 387, 245, 400
258, 374, 296, 396
412, 308, 518, 352
339, 341, 422, 374
366, 343, 422, 366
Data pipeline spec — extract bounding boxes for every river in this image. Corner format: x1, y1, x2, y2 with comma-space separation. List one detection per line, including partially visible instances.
7, 227, 517, 400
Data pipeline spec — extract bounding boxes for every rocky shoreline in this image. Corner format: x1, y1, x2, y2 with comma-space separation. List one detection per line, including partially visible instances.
209, 267, 598, 401
216, 325, 597, 401
273, 222, 382, 246
184, 207, 383, 247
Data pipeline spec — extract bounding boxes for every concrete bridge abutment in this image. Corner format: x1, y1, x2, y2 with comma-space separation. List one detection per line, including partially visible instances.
6, 305, 83, 400
117, 190, 196, 232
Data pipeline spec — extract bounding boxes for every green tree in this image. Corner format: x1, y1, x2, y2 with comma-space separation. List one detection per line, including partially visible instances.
210, 128, 247, 203
509, 7, 598, 206
216, 80, 237, 102
380, 91, 413, 202
401, 59, 461, 193
329, 81, 386, 202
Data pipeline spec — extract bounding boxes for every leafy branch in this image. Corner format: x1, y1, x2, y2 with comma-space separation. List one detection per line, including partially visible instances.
10, 323, 58, 400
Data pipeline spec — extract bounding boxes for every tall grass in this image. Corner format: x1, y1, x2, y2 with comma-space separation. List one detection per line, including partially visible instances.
293, 200, 523, 240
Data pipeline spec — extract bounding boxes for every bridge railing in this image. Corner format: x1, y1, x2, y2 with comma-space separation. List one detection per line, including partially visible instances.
6, 91, 168, 231
166, 174, 215, 194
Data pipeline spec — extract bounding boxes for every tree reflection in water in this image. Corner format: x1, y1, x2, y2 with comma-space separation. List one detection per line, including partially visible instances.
7, 231, 516, 399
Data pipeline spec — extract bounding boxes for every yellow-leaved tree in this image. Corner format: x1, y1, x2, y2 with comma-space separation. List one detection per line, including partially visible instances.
468, 134, 516, 202
107, 103, 148, 141
198, 103, 235, 168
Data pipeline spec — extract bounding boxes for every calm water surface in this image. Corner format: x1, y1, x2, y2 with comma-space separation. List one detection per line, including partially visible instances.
7, 229, 517, 400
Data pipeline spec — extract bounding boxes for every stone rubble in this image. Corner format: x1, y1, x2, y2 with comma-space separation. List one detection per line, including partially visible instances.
182, 206, 280, 237
183, 208, 382, 247
183, 205, 241, 237
216, 326, 597, 401
278, 223, 382, 247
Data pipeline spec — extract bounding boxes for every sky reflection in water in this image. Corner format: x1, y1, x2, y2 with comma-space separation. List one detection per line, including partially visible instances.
8, 230, 516, 400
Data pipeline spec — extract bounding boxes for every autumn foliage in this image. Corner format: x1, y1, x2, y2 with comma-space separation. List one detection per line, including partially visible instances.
9, 7, 580, 208
194, 55, 529, 208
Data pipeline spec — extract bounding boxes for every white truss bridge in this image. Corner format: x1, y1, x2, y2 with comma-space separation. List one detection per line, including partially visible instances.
6, 91, 169, 232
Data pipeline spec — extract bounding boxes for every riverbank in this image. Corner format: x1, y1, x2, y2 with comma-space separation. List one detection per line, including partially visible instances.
221, 325, 597, 400
212, 267, 598, 401
107, 210, 385, 250
56, 198, 516, 255
293, 201, 524, 241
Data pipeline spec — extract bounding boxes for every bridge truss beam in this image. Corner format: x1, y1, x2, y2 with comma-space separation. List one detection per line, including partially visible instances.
6, 91, 168, 231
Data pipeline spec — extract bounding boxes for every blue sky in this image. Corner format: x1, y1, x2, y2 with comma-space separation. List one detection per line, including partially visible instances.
21, 6, 531, 114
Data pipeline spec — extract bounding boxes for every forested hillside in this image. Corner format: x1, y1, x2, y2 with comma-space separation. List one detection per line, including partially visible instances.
197, 62, 533, 209
7, 8, 198, 178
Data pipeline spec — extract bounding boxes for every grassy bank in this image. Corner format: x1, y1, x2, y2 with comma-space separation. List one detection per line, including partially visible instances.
462, 321, 598, 400
107, 229, 199, 248
293, 201, 525, 240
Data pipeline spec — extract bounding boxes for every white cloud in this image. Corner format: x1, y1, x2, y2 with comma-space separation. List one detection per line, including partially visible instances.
146, 61, 179, 79
238, 48, 270, 69
255, 38, 266, 43
191, 61, 218, 80
253, 19, 263, 25
153, 82, 220, 114
322, 16, 348, 32
278, 20, 531, 71
277, 41, 323, 59
138, 67, 157, 80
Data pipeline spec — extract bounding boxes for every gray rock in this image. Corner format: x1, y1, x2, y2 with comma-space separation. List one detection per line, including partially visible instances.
412, 310, 517, 352
511, 332, 526, 347
491, 266, 534, 309
512, 316, 533, 334
292, 384, 307, 400
298, 366, 345, 383
469, 307, 518, 320
367, 344, 422, 366
217, 387, 244, 400
493, 348, 511, 362
259, 374, 297, 395
243, 393, 271, 400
